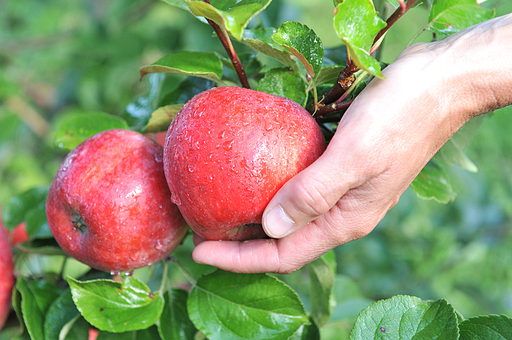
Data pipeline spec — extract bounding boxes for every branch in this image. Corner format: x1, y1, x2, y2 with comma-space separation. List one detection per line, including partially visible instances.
313, 99, 353, 118
312, 0, 422, 112
204, 0, 251, 89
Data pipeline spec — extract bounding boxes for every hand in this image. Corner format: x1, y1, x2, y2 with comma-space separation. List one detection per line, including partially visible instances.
192, 14, 512, 274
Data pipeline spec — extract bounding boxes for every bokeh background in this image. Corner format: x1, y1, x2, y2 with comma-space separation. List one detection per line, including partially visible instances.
1, 0, 512, 332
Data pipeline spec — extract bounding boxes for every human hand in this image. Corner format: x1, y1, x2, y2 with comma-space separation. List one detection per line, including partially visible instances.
192, 14, 512, 274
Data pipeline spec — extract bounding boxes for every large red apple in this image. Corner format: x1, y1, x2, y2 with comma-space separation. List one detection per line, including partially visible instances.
46, 129, 188, 273
164, 87, 326, 241
0, 228, 14, 330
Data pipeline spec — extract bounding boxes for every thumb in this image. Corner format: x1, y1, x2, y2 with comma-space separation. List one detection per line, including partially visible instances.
262, 151, 354, 238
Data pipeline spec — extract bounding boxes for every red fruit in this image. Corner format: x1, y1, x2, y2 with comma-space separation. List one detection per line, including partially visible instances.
46, 129, 188, 273
164, 87, 326, 241
0, 211, 29, 246
0, 228, 14, 330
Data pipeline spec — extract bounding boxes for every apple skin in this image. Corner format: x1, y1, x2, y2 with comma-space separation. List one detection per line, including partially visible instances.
0, 228, 14, 330
46, 129, 188, 273
164, 87, 326, 241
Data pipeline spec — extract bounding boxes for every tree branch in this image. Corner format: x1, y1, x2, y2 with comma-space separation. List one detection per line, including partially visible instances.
204, 0, 251, 89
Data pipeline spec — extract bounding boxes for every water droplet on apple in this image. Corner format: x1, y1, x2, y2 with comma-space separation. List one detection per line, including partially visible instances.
110, 270, 120, 277
171, 194, 182, 206
155, 240, 163, 250
265, 124, 273, 131
187, 164, 195, 173
218, 130, 226, 139
223, 140, 234, 151
124, 270, 134, 277
208, 174, 213, 181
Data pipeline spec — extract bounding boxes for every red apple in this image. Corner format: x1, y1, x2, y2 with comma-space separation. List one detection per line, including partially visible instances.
46, 129, 188, 273
0, 211, 29, 246
164, 87, 326, 241
0, 228, 14, 330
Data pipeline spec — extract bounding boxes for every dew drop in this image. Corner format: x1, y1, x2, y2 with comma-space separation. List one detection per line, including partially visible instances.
155, 240, 163, 250
218, 130, 226, 139
223, 140, 234, 151
124, 270, 134, 277
187, 164, 195, 173
265, 124, 273, 131
110, 270, 121, 277
171, 194, 182, 206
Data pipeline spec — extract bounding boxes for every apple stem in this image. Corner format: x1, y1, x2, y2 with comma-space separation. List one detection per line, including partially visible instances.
203, 0, 251, 89
311, 0, 421, 116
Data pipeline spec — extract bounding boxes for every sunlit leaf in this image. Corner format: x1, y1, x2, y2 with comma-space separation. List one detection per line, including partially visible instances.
428, 0, 494, 35
188, 270, 309, 340
145, 104, 183, 133
185, 0, 272, 40
459, 314, 512, 340
68, 276, 164, 333
272, 21, 324, 78
349, 296, 459, 339
411, 161, 456, 204
53, 112, 129, 151
243, 28, 299, 71
140, 51, 224, 84
333, 0, 386, 78
257, 68, 308, 106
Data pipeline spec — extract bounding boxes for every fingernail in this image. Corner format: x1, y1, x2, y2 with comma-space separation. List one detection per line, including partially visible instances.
264, 205, 295, 238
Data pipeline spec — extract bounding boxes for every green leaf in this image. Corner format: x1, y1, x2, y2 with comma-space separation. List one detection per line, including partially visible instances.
185, 0, 272, 41
459, 314, 512, 340
53, 112, 129, 151
315, 66, 345, 86
161, 0, 189, 11
242, 28, 299, 71
307, 251, 336, 328
157, 289, 197, 340
96, 326, 161, 340
257, 68, 308, 106
122, 74, 166, 131
333, 0, 386, 78
2, 186, 48, 230
272, 21, 324, 78
187, 270, 309, 340
349, 296, 459, 339
428, 0, 494, 35
289, 317, 320, 340
145, 105, 183, 133
434, 113, 486, 172
411, 161, 456, 204
140, 51, 224, 84
16, 277, 65, 340
68, 276, 165, 333
44, 290, 81, 340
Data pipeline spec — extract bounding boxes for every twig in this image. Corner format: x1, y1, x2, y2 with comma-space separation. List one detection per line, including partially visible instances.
203, 0, 251, 89
311, 0, 421, 115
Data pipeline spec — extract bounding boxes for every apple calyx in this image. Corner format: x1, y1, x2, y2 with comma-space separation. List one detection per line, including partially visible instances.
72, 213, 87, 234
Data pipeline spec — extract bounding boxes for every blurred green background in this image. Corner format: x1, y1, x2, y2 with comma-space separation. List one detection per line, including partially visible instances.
1, 0, 512, 327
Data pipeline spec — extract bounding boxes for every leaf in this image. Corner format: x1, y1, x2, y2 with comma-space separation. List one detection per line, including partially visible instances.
242, 28, 299, 71
428, 0, 494, 36
333, 0, 387, 78
433, 113, 486, 172
257, 68, 308, 106
349, 296, 459, 340
459, 314, 512, 340
145, 105, 183, 133
16, 277, 65, 340
157, 289, 197, 340
53, 112, 129, 151
140, 51, 224, 84
288, 317, 320, 340
187, 270, 309, 340
122, 73, 166, 131
44, 290, 81, 340
185, 0, 272, 41
411, 161, 456, 204
315, 66, 345, 86
272, 21, 324, 78
2, 186, 48, 230
68, 276, 165, 333
307, 251, 336, 328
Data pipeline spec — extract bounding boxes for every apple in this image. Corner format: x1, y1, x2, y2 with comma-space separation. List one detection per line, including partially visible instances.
46, 129, 188, 273
0, 212, 29, 246
164, 87, 326, 241
0, 228, 14, 330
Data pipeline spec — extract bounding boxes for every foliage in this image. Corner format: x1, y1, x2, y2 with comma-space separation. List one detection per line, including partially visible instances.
1, 0, 512, 339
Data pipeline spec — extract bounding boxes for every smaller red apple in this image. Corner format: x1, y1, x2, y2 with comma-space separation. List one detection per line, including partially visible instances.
0, 228, 14, 330
46, 129, 188, 273
0, 211, 29, 246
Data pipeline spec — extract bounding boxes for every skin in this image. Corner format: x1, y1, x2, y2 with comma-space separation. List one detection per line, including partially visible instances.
0, 228, 14, 330
192, 14, 512, 274
164, 87, 326, 241
46, 129, 188, 273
